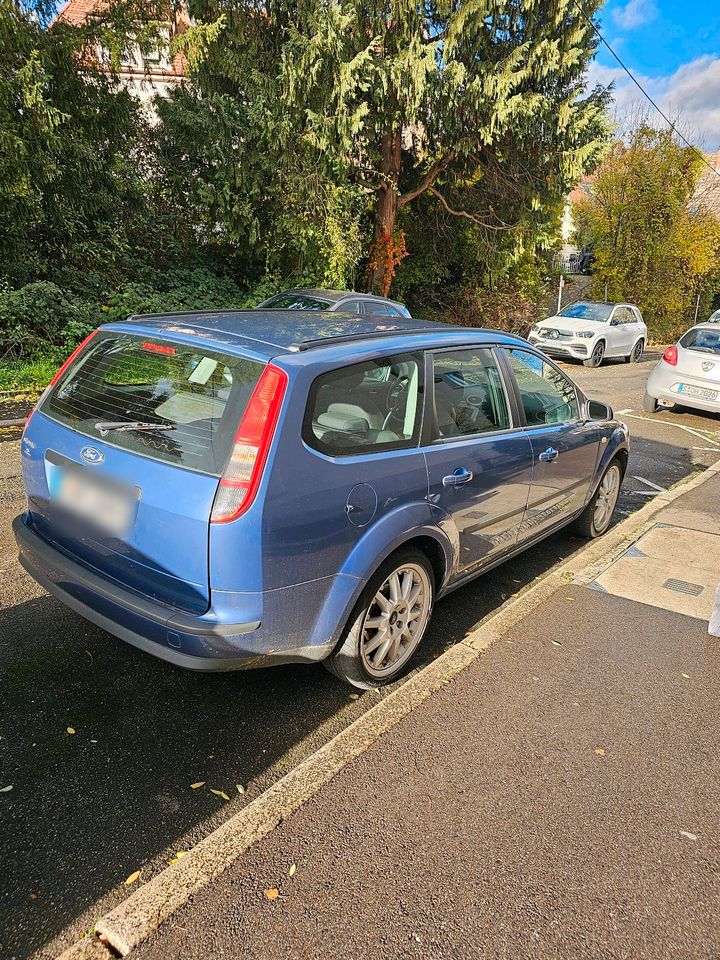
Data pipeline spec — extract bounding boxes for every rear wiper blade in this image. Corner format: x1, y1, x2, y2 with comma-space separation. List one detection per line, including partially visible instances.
95, 420, 175, 437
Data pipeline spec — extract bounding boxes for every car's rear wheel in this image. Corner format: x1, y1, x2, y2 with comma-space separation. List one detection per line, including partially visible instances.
643, 392, 659, 412
573, 459, 623, 538
583, 340, 605, 368
325, 549, 434, 690
626, 339, 644, 363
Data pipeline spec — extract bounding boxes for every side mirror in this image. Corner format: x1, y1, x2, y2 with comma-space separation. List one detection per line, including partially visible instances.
586, 399, 614, 421
610, 317, 620, 326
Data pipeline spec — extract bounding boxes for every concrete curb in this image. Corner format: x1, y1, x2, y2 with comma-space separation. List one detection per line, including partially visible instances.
61, 457, 720, 959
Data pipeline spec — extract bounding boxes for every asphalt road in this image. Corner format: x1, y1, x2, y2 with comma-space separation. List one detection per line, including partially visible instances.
1, 354, 719, 960
135, 586, 720, 960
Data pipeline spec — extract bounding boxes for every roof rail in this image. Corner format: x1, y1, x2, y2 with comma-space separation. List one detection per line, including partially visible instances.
125, 309, 254, 322
288, 326, 446, 352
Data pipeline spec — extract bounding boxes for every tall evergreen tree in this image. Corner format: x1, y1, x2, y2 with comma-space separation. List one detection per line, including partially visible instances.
178, 0, 609, 292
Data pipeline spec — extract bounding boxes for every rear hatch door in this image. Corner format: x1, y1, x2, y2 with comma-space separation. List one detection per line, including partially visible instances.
23, 331, 265, 614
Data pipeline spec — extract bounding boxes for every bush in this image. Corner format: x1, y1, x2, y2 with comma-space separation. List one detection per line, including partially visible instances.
432, 283, 539, 339
0, 282, 100, 360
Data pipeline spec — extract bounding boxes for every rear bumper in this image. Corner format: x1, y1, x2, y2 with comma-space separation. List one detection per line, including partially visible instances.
13, 514, 331, 672
646, 366, 720, 414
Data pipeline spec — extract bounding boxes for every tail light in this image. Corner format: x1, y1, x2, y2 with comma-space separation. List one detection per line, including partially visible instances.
22, 330, 99, 436
662, 345, 678, 366
211, 364, 288, 523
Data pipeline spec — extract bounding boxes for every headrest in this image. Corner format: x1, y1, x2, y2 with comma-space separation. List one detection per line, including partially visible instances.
316, 410, 369, 434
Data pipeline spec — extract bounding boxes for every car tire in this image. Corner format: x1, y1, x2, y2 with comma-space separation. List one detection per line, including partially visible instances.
643, 392, 659, 413
626, 339, 645, 363
583, 340, 605, 368
573, 459, 624, 539
324, 548, 435, 690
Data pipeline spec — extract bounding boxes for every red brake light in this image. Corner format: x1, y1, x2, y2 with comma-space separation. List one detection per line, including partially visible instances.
663, 345, 678, 366
142, 342, 176, 356
211, 364, 288, 523
23, 330, 99, 437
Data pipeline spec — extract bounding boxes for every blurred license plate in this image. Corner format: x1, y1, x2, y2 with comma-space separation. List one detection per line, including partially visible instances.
678, 384, 717, 401
53, 469, 135, 536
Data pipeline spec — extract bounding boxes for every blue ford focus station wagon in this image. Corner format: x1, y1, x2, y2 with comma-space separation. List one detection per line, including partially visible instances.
14, 312, 629, 688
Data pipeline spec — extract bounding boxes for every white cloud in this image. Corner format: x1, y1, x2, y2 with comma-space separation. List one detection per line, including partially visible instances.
586, 55, 720, 152
612, 0, 658, 29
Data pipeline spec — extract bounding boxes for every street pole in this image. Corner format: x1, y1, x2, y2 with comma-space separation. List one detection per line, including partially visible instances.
557, 275, 564, 314
604, 283, 608, 303
694, 292, 701, 324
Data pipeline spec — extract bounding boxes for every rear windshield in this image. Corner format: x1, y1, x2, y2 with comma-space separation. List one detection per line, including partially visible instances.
680, 328, 720, 355
263, 294, 332, 310
40, 334, 264, 475
559, 302, 613, 321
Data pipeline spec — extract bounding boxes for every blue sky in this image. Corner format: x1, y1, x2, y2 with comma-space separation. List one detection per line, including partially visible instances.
589, 0, 720, 150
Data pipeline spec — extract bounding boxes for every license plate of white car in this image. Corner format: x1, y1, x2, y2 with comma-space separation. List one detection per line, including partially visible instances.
51, 468, 136, 537
678, 383, 717, 401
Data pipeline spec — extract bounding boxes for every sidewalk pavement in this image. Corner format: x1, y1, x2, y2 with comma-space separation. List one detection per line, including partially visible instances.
134, 473, 720, 960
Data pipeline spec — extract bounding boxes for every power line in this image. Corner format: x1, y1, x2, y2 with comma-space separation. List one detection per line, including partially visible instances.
570, 0, 720, 181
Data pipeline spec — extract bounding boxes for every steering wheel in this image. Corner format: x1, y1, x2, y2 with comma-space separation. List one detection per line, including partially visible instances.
382, 376, 410, 430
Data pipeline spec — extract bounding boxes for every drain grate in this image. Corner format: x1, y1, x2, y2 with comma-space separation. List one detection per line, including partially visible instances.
663, 578, 704, 597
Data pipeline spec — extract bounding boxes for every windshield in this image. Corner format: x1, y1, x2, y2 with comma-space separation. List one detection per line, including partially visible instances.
263, 294, 332, 311
41, 334, 264, 474
680, 328, 720, 356
708, 310, 720, 323
558, 302, 613, 322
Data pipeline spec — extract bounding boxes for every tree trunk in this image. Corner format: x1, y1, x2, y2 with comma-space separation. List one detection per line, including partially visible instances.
367, 128, 402, 293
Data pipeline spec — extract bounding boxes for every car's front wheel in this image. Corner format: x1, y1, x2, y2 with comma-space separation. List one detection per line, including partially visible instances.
325, 549, 434, 689
573, 459, 623, 538
583, 340, 605, 368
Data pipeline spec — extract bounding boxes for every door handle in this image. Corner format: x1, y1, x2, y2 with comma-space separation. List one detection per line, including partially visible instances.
443, 467, 474, 487
538, 447, 559, 463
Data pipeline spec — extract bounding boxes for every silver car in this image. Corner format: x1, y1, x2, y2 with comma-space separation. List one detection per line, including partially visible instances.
257, 288, 411, 318
528, 301, 647, 368
645, 323, 720, 415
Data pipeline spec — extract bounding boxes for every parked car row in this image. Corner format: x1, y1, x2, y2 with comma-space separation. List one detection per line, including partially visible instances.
530, 297, 720, 420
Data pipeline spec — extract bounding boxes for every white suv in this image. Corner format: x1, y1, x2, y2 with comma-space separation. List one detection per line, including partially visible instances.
528, 301, 647, 368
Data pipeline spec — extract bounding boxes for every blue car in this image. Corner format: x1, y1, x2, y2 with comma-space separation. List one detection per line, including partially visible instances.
14, 311, 629, 688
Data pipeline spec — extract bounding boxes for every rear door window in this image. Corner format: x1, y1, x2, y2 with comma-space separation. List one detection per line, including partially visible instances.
304, 353, 423, 455
40, 334, 264, 475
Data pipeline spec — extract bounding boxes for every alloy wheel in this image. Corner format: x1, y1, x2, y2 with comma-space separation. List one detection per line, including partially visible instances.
593, 464, 621, 532
360, 563, 432, 678
592, 342, 605, 366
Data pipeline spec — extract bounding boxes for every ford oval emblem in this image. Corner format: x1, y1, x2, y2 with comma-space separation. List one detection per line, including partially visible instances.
81, 445, 104, 465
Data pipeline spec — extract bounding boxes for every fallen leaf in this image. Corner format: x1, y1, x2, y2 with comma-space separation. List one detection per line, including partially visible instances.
175, 850, 186, 859
264, 888, 280, 901
210, 789, 230, 801
66, 727, 76, 735
125, 870, 141, 886
348, 693, 360, 701
236, 784, 245, 794
565, 597, 576, 602
30, 893, 37, 900
594, 748, 606, 757
0, 785, 13, 793
168, 857, 178, 866
190, 782, 205, 789
551, 640, 562, 647
289, 863, 297, 877
682, 673, 690, 679
680, 830, 698, 841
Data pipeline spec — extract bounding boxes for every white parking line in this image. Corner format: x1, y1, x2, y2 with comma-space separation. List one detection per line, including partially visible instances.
622, 412, 720, 447
632, 475, 667, 493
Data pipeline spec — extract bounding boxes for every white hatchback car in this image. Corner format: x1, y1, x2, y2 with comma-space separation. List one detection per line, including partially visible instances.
528, 301, 647, 368
645, 324, 720, 415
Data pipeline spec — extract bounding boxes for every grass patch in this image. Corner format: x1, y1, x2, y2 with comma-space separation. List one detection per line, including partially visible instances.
0, 353, 64, 392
